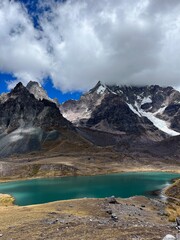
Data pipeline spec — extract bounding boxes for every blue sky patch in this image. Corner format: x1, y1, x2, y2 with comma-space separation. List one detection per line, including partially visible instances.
0, 73, 82, 103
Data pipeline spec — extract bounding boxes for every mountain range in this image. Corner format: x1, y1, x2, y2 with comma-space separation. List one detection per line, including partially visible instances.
61, 81, 180, 136
0, 81, 179, 158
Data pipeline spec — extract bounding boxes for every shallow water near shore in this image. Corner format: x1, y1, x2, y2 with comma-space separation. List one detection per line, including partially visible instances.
0, 172, 179, 206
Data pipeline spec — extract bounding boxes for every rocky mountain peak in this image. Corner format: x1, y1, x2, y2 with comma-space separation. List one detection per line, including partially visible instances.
0, 82, 72, 157
10, 82, 28, 96
26, 81, 39, 88
26, 81, 59, 105
2, 82, 70, 131
61, 81, 180, 137
26, 81, 50, 101
88, 81, 108, 95
60, 81, 109, 125
14, 81, 24, 89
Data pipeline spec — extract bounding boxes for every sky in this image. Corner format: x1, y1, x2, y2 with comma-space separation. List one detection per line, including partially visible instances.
0, 0, 180, 101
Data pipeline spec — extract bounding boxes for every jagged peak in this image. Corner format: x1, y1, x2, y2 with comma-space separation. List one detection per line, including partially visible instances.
25, 80, 60, 105
103, 84, 179, 97
26, 80, 50, 101
10, 82, 29, 95
26, 81, 41, 89
96, 80, 105, 87
88, 81, 107, 95
14, 82, 24, 89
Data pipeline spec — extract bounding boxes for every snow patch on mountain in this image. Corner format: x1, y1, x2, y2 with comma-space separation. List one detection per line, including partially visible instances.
10, 134, 24, 142
141, 96, 152, 105
97, 85, 106, 94
155, 106, 167, 115
61, 82, 180, 135
127, 103, 141, 117
140, 111, 179, 136
133, 101, 179, 136
9, 127, 41, 143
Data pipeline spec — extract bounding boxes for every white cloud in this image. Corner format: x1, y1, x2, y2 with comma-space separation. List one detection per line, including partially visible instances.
0, 0, 52, 88
0, 0, 180, 91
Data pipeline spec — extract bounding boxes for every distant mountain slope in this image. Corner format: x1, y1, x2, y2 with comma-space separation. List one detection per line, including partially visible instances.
60, 81, 107, 125
0, 80, 179, 159
86, 94, 163, 140
60, 82, 180, 138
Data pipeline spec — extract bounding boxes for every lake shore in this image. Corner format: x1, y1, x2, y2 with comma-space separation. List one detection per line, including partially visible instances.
163, 179, 180, 221
1, 171, 179, 207
0, 155, 179, 239
0, 148, 179, 182
0, 195, 178, 239
0, 162, 180, 183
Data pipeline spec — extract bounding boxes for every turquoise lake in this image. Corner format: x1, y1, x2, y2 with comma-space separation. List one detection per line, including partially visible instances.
0, 172, 179, 206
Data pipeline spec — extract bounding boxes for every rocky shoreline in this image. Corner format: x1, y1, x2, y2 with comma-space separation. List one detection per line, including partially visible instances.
0, 161, 179, 239
0, 195, 179, 239
0, 159, 179, 183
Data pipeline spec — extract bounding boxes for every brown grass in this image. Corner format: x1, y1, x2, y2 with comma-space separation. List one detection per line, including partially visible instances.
0, 194, 15, 206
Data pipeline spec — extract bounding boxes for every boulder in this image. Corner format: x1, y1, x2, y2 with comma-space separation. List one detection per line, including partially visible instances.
111, 213, 118, 221
163, 234, 176, 240
107, 196, 119, 204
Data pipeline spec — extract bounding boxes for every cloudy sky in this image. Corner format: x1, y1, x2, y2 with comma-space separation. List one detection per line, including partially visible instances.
0, 0, 180, 95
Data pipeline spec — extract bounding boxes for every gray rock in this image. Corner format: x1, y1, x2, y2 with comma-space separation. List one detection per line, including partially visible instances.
111, 213, 118, 221
106, 209, 112, 215
107, 196, 119, 204
176, 217, 180, 230
176, 217, 180, 226
163, 234, 176, 240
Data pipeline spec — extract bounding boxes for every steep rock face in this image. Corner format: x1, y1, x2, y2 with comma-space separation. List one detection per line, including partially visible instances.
26, 81, 49, 101
60, 81, 108, 125
0, 82, 70, 133
0, 93, 8, 104
0, 82, 72, 157
107, 85, 180, 134
61, 82, 180, 137
26, 81, 59, 105
86, 95, 158, 136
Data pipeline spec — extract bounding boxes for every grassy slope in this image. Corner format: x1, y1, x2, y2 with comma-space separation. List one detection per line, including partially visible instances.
165, 179, 180, 221
0, 197, 177, 240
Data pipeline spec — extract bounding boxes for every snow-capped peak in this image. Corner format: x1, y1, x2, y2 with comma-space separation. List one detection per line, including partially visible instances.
96, 85, 106, 94
88, 81, 108, 95
61, 82, 180, 137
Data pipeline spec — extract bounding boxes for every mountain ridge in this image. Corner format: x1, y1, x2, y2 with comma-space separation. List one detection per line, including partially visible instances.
0, 82, 73, 157
0, 81, 179, 158
60, 82, 180, 138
